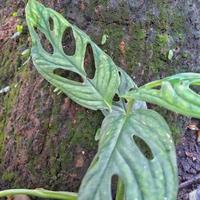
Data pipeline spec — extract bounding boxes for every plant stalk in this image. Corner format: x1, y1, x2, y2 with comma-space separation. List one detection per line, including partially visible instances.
0, 189, 77, 200
126, 99, 134, 114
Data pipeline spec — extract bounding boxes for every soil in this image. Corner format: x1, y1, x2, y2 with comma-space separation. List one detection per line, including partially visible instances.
177, 119, 200, 199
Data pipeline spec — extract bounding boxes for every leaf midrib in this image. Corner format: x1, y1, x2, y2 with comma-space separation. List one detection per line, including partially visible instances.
91, 114, 128, 198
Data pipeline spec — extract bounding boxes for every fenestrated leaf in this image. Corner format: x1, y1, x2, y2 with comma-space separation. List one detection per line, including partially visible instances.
25, 0, 120, 110
78, 109, 178, 200
124, 73, 200, 118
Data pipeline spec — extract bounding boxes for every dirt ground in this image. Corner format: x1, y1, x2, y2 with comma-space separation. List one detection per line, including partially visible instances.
177, 119, 200, 200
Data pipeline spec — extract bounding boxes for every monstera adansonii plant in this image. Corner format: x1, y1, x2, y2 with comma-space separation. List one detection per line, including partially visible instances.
0, 0, 200, 200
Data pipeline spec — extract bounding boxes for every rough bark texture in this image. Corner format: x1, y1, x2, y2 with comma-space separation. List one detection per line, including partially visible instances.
0, 0, 199, 198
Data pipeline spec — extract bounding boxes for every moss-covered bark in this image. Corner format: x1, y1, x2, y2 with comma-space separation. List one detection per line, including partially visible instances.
0, 0, 199, 195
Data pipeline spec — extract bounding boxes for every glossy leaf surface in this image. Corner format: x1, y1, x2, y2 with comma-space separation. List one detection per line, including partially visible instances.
78, 109, 177, 200
26, 0, 120, 110
124, 73, 200, 118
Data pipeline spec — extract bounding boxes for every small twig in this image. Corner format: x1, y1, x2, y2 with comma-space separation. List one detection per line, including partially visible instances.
179, 174, 200, 190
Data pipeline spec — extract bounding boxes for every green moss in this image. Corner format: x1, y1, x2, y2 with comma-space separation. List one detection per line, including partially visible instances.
171, 15, 185, 34
0, 83, 20, 157
0, 131, 4, 160
123, 24, 146, 72
97, 0, 108, 5
2, 171, 15, 182
56, 108, 103, 175
30, 90, 103, 177
122, 23, 169, 74
59, 142, 73, 169
102, 25, 124, 66
156, 34, 169, 46
4, 83, 20, 115
68, 109, 103, 148
0, 63, 29, 166
0, 35, 27, 87
134, 28, 146, 40
97, 1, 129, 23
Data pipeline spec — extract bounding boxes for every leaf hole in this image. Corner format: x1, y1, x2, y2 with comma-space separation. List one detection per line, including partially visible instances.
111, 175, 125, 199
190, 85, 200, 94
128, 87, 136, 92
84, 44, 96, 79
113, 94, 120, 102
49, 17, 54, 31
34, 27, 53, 54
152, 85, 161, 90
62, 27, 76, 56
128, 86, 138, 92
123, 98, 128, 103
111, 175, 118, 199
54, 68, 83, 83
133, 135, 154, 160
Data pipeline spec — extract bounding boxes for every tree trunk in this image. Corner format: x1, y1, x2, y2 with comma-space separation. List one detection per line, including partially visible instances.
0, 0, 199, 196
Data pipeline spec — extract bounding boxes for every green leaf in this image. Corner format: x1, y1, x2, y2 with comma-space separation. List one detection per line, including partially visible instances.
16, 25, 23, 33
118, 68, 146, 110
101, 34, 109, 45
12, 12, 18, 17
118, 67, 137, 96
124, 73, 200, 118
78, 109, 177, 200
25, 0, 120, 110
167, 49, 173, 61
102, 68, 146, 116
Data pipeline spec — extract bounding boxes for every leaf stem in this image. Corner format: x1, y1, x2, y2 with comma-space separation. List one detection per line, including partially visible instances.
127, 99, 134, 114
0, 189, 78, 200
116, 178, 124, 200
141, 79, 162, 89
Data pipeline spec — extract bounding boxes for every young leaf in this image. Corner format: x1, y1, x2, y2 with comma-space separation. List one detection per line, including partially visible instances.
25, 0, 120, 110
118, 68, 146, 110
117, 67, 137, 96
102, 68, 146, 116
101, 34, 109, 45
78, 109, 177, 200
124, 73, 200, 118
167, 49, 173, 61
